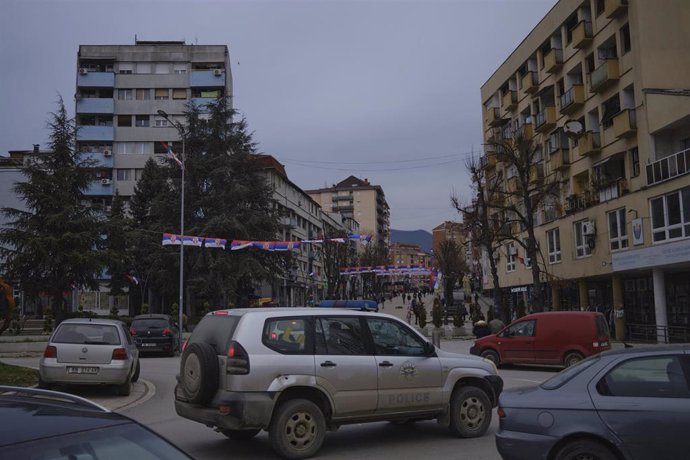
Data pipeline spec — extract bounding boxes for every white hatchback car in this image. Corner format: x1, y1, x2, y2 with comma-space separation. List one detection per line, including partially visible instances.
39, 318, 140, 395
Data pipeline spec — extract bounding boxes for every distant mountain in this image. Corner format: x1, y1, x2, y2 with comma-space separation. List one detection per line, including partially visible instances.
390, 229, 432, 253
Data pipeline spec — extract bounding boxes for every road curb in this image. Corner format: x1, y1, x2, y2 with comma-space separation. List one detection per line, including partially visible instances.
113, 378, 156, 412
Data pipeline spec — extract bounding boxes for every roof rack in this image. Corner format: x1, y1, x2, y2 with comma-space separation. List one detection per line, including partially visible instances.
0, 386, 110, 412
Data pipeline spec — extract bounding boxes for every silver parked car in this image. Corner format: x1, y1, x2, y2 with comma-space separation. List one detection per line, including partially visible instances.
175, 308, 503, 459
39, 318, 140, 396
496, 345, 690, 460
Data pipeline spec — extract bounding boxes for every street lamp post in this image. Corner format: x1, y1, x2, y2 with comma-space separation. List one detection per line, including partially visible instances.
158, 110, 185, 352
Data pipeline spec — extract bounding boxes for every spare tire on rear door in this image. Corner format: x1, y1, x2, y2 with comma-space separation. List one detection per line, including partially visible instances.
180, 342, 219, 404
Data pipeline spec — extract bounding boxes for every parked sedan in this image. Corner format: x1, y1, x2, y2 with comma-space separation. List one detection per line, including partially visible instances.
130, 314, 179, 356
496, 345, 690, 460
39, 318, 140, 396
0, 386, 191, 459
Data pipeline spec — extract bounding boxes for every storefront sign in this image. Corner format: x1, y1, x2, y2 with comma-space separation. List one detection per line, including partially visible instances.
510, 286, 528, 293
612, 238, 690, 271
631, 218, 644, 245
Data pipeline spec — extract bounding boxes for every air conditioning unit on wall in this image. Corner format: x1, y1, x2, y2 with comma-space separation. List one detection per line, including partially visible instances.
101, 178, 111, 185
79, 68, 88, 75
103, 149, 112, 157
582, 221, 596, 236
213, 69, 223, 76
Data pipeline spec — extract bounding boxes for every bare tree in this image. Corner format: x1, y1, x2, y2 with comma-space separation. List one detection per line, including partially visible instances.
318, 231, 356, 299
434, 240, 467, 309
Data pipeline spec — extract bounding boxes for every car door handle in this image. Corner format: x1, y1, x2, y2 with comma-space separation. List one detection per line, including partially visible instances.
320, 361, 337, 367
379, 361, 394, 367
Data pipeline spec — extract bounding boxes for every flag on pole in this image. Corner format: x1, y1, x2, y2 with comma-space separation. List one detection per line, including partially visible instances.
126, 274, 140, 285
517, 255, 525, 265
162, 142, 184, 170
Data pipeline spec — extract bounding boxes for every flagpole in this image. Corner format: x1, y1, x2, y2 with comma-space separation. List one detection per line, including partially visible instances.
158, 110, 185, 353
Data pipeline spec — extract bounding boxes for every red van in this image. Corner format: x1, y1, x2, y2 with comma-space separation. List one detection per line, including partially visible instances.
470, 311, 611, 367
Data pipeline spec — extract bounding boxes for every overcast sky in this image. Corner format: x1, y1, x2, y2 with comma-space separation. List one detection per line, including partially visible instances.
0, 0, 556, 232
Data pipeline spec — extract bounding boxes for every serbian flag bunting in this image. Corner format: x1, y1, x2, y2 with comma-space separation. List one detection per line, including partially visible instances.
181, 236, 203, 247
230, 240, 253, 251
162, 142, 184, 170
204, 238, 227, 249
162, 233, 181, 246
273, 241, 301, 251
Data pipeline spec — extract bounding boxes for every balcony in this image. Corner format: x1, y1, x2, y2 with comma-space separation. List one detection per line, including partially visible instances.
605, 0, 628, 18
84, 180, 113, 196
77, 125, 113, 141
481, 152, 497, 170
529, 164, 544, 185
521, 71, 539, 94
485, 107, 507, 128
506, 176, 519, 193
589, 59, 619, 93
612, 109, 637, 138
534, 107, 557, 133
576, 131, 601, 157
559, 85, 585, 115
76, 98, 114, 114
550, 148, 570, 171
645, 148, 690, 187
77, 71, 114, 88
501, 90, 517, 112
280, 217, 298, 228
190, 70, 226, 87
514, 123, 534, 142
81, 150, 113, 168
571, 21, 593, 49
543, 48, 563, 74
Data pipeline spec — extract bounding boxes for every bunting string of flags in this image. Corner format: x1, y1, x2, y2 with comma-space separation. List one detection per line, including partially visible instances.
161, 233, 371, 251
339, 264, 431, 276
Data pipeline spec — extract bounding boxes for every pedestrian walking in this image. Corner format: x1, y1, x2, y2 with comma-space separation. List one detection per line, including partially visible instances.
406, 306, 412, 324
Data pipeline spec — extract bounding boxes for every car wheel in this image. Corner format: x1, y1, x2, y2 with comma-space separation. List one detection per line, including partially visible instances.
564, 352, 584, 368
269, 399, 326, 459
221, 428, 261, 440
179, 342, 219, 404
555, 439, 617, 460
117, 376, 132, 396
131, 360, 140, 383
480, 349, 500, 367
449, 386, 492, 438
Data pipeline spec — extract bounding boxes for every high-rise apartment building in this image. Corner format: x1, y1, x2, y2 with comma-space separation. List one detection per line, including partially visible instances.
75, 40, 232, 201
306, 176, 390, 247
481, 0, 690, 341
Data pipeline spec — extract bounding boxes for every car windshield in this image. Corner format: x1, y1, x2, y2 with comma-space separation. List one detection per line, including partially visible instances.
2, 422, 191, 459
53, 324, 121, 345
132, 319, 169, 329
540, 355, 600, 390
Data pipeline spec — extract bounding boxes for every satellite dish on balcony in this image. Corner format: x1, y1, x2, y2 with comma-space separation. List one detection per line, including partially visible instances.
564, 120, 584, 139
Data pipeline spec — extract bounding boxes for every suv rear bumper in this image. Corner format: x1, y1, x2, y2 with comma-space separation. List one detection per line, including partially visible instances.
174, 387, 275, 430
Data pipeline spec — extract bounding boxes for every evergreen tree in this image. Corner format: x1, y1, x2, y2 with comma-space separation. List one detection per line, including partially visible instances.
104, 192, 130, 298
0, 98, 105, 321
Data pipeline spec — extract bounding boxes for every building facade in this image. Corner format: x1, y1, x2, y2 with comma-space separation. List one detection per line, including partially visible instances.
480, 0, 690, 341
306, 176, 390, 247
76, 40, 232, 201
258, 155, 357, 305
432, 221, 466, 255
389, 243, 430, 267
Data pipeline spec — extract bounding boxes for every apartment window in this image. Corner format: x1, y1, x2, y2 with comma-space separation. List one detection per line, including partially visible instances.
136, 63, 151, 74
620, 24, 631, 54
135, 169, 144, 181
117, 115, 132, 127
136, 89, 150, 100
115, 142, 147, 155
630, 147, 640, 177
650, 187, 690, 242
154, 63, 170, 74
135, 115, 149, 127
116, 169, 132, 181
574, 220, 592, 258
118, 63, 133, 74
547, 228, 561, 263
173, 64, 187, 74
117, 89, 133, 100
608, 208, 629, 251
506, 243, 516, 272
602, 94, 621, 129
154, 88, 169, 100
523, 238, 531, 268
154, 116, 168, 127
595, 0, 605, 16
172, 88, 187, 100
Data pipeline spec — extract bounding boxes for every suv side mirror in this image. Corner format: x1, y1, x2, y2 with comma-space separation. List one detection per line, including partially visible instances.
424, 342, 435, 356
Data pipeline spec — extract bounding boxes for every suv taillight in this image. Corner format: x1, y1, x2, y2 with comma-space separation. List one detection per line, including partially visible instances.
44, 345, 57, 358
129, 327, 137, 336
181, 339, 188, 353
112, 348, 128, 360
162, 327, 172, 336
227, 341, 250, 375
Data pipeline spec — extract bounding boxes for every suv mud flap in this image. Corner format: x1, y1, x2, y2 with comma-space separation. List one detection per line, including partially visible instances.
484, 375, 503, 406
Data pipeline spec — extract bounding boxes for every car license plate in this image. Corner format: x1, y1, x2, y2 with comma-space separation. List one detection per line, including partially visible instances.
67, 366, 99, 374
